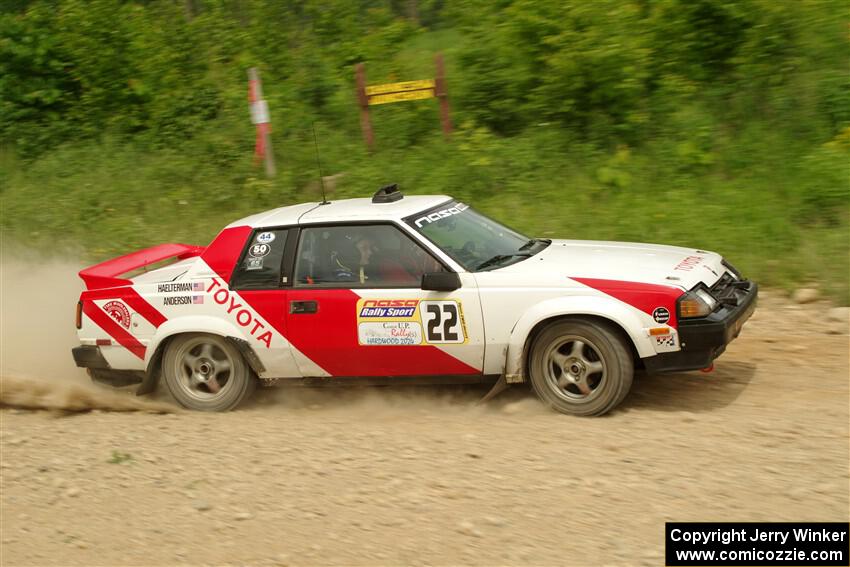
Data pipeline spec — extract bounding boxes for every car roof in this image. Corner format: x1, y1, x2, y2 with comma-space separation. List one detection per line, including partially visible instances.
226, 195, 453, 229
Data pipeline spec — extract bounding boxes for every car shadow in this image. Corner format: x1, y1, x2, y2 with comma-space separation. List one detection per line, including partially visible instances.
620, 361, 757, 413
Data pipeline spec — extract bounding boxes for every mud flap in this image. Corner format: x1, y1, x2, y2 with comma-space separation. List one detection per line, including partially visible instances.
136, 368, 159, 396
478, 374, 510, 404
137, 344, 165, 396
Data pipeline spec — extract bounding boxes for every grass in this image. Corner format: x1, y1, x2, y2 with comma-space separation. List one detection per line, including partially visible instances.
1, 123, 847, 305
0, 101, 850, 305
107, 450, 133, 464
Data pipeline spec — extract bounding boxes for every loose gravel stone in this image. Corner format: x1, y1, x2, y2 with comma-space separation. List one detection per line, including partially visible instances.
827, 307, 849, 322
457, 521, 483, 538
792, 288, 819, 304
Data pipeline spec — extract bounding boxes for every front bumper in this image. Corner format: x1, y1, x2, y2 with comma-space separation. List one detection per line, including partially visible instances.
644, 280, 758, 374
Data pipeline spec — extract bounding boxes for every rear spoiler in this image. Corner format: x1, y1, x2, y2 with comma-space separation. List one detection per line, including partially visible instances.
79, 243, 205, 290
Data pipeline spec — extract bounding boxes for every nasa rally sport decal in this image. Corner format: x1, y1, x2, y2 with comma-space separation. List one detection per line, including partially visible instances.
355, 298, 468, 346
248, 243, 270, 258
652, 307, 671, 324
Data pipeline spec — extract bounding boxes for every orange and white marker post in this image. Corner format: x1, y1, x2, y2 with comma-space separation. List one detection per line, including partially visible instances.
248, 67, 276, 177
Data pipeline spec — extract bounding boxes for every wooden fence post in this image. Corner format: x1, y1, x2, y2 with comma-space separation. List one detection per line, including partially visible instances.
434, 53, 452, 137
355, 63, 375, 151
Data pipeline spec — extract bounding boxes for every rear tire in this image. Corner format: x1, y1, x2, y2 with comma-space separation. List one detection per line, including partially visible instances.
528, 319, 633, 416
162, 333, 256, 411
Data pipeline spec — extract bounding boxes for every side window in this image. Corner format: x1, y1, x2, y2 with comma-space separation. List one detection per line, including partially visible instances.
294, 224, 445, 288
230, 229, 289, 289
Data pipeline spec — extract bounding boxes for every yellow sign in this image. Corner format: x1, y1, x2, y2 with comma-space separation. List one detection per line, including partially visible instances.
368, 89, 435, 105
365, 79, 435, 96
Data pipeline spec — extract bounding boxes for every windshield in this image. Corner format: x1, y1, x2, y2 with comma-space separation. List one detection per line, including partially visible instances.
405, 200, 548, 271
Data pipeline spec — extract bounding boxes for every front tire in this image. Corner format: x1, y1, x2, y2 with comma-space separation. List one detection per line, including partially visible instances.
528, 319, 633, 416
162, 334, 256, 411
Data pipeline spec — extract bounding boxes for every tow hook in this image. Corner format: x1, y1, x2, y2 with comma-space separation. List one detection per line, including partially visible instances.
700, 364, 715, 373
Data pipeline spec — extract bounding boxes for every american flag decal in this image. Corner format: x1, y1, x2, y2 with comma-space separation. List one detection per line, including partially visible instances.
193, 282, 205, 291
192, 295, 204, 304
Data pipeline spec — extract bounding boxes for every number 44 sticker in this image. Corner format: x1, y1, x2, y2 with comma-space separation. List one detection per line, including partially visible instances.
421, 300, 467, 344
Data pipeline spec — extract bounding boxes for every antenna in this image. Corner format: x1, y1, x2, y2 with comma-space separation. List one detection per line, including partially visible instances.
312, 122, 329, 205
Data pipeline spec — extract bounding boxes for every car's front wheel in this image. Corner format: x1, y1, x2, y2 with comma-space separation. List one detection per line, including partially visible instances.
528, 319, 633, 416
162, 333, 256, 411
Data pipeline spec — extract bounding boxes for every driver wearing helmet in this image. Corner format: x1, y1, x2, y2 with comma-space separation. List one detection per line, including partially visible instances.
331, 233, 418, 285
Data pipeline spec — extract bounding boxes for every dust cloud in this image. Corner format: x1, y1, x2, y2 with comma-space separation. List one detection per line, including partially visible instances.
0, 251, 172, 412
1, 252, 86, 381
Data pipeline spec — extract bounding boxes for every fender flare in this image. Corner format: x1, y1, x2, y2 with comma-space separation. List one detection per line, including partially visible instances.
502, 295, 654, 383
136, 316, 263, 396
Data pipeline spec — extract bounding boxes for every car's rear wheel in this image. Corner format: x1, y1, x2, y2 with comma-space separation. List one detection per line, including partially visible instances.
528, 319, 633, 416
162, 333, 256, 411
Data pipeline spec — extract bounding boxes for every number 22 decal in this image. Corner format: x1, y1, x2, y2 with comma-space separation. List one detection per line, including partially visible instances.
421, 301, 466, 344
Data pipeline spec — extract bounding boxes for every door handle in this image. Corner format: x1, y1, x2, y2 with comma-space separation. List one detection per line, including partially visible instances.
290, 300, 318, 314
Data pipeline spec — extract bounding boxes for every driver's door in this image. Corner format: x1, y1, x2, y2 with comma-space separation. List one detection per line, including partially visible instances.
283, 223, 485, 378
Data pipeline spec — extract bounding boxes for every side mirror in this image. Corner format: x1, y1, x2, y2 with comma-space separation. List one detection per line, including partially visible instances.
421, 272, 461, 292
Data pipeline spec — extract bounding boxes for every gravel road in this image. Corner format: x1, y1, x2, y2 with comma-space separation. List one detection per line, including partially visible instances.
1, 279, 848, 566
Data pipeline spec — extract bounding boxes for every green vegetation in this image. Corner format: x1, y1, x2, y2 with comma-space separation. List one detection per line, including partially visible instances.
1, 0, 848, 302
107, 450, 133, 464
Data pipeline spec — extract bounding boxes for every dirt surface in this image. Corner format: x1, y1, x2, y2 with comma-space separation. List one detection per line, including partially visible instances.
1, 258, 848, 567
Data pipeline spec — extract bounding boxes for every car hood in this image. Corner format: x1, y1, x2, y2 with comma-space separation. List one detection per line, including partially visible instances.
504, 239, 727, 290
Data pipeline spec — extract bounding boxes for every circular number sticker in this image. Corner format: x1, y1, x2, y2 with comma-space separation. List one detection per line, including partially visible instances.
249, 243, 271, 258
256, 232, 275, 244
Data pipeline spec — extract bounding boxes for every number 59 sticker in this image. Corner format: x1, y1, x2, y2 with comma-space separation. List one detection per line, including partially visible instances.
421, 300, 467, 344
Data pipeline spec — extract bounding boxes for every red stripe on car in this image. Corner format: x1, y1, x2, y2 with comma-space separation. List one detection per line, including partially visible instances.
82, 301, 147, 359
122, 292, 167, 328
80, 287, 167, 329
571, 277, 683, 328
200, 226, 253, 284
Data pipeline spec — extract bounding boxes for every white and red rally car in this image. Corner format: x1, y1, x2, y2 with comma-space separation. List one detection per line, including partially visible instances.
73, 185, 757, 415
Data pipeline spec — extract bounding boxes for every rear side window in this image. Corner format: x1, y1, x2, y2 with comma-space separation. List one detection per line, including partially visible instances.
230, 229, 289, 289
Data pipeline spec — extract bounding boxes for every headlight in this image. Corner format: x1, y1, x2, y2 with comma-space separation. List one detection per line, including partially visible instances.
679, 289, 718, 318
